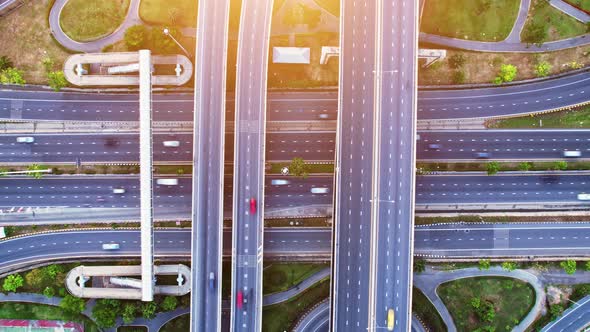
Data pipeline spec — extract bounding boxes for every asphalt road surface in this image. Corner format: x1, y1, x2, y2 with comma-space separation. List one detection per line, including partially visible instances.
3, 69, 590, 121
0, 174, 588, 223
371, 0, 419, 330
541, 295, 590, 332
330, 0, 377, 328
230, 0, 273, 330
190, 0, 230, 330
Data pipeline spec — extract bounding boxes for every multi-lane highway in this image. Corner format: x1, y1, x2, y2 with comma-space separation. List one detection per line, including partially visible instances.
230, 0, 273, 330
330, 0, 377, 328
3, 223, 590, 273
370, 0, 419, 330
0, 174, 588, 223
4, 130, 590, 164
2, 69, 590, 122
190, 0, 230, 330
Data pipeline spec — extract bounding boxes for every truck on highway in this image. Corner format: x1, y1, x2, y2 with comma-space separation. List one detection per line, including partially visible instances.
578, 193, 590, 200
387, 308, 395, 330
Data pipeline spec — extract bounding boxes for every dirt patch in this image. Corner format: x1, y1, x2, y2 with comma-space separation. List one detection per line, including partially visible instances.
546, 285, 572, 305
418, 46, 590, 85
0, 0, 72, 84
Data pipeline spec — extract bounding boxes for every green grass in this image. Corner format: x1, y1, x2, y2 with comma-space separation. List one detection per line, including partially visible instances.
312, 0, 339, 17
421, 0, 520, 41
489, 106, 590, 129
418, 160, 590, 172
564, 0, 590, 12
262, 278, 330, 332
522, 0, 588, 42
160, 314, 189, 332
60, 0, 130, 42
412, 287, 447, 332
154, 165, 192, 175
268, 163, 334, 174
139, 0, 198, 27
263, 263, 327, 294
438, 277, 536, 332
0, 302, 99, 332
264, 217, 331, 227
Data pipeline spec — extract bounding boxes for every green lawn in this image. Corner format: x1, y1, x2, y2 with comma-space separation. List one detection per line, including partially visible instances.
412, 288, 447, 332
565, 0, 590, 12
139, 0, 198, 27
262, 279, 330, 332
421, 0, 520, 41
418, 160, 590, 172
60, 0, 130, 42
269, 162, 334, 174
159, 314, 189, 332
438, 277, 536, 332
312, 0, 339, 17
263, 263, 327, 294
522, 0, 588, 42
489, 106, 590, 128
0, 302, 99, 332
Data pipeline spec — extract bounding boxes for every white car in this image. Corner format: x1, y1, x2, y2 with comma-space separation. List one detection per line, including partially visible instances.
578, 193, 590, 201
311, 187, 329, 194
271, 179, 289, 185
102, 243, 120, 250
157, 178, 178, 186
113, 188, 126, 194
563, 150, 581, 158
16, 137, 34, 143
163, 141, 180, 147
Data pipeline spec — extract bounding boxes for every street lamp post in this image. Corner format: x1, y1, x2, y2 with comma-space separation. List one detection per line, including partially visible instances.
163, 28, 192, 58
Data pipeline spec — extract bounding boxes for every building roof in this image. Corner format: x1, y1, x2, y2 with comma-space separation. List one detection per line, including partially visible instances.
272, 47, 310, 64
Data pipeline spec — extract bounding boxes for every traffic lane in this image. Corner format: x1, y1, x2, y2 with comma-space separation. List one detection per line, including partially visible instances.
418, 131, 590, 160
416, 175, 589, 204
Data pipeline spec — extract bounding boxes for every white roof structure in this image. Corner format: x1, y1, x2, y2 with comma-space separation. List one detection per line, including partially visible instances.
272, 47, 310, 64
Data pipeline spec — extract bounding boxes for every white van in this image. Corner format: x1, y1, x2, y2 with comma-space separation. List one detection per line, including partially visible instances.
563, 150, 581, 158
113, 188, 126, 194
157, 178, 178, 186
163, 141, 180, 147
311, 187, 329, 194
578, 193, 590, 201
102, 243, 120, 250
16, 137, 34, 143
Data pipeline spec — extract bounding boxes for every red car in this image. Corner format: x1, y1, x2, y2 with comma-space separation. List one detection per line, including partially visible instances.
249, 198, 257, 214
237, 290, 244, 309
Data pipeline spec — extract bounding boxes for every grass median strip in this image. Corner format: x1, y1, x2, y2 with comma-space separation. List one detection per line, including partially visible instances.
263, 263, 327, 294
488, 106, 590, 129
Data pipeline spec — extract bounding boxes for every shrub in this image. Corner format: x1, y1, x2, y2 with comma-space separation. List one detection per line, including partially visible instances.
47, 71, 68, 92
0, 67, 25, 85
534, 61, 552, 77
494, 64, 517, 84
43, 286, 55, 298
60, 295, 86, 313
561, 259, 577, 275
478, 259, 491, 270
501, 262, 517, 271
124, 25, 147, 50
2, 274, 23, 292
161, 296, 178, 311
448, 53, 466, 69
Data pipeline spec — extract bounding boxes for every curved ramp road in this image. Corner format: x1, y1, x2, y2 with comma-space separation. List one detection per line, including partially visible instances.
541, 295, 590, 331
2, 69, 590, 121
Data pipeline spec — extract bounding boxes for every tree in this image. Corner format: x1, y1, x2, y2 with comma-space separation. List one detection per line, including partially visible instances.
289, 157, 309, 178
549, 304, 564, 320
518, 162, 532, 171
586, 261, 590, 271
25, 268, 45, 289
141, 302, 158, 319
494, 64, 517, 85
522, 22, 546, 45
553, 161, 567, 171
124, 25, 147, 50
27, 164, 46, 179
43, 286, 55, 298
47, 71, 67, 92
0, 55, 13, 71
122, 303, 137, 324
92, 299, 121, 328
448, 53, 466, 69
60, 295, 86, 313
2, 274, 23, 292
502, 262, 517, 271
561, 259, 577, 275
0, 67, 25, 85
452, 70, 466, 84
42, 57, 54, 73
534, 61, 552, 77
470, 297, 481, 309
478, 259, 491, 270
150, 27, 178, 54
44, 265, 65, 279
413, 259, 426, 273
161, 296, 178, 311
486, 161, 500, 175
